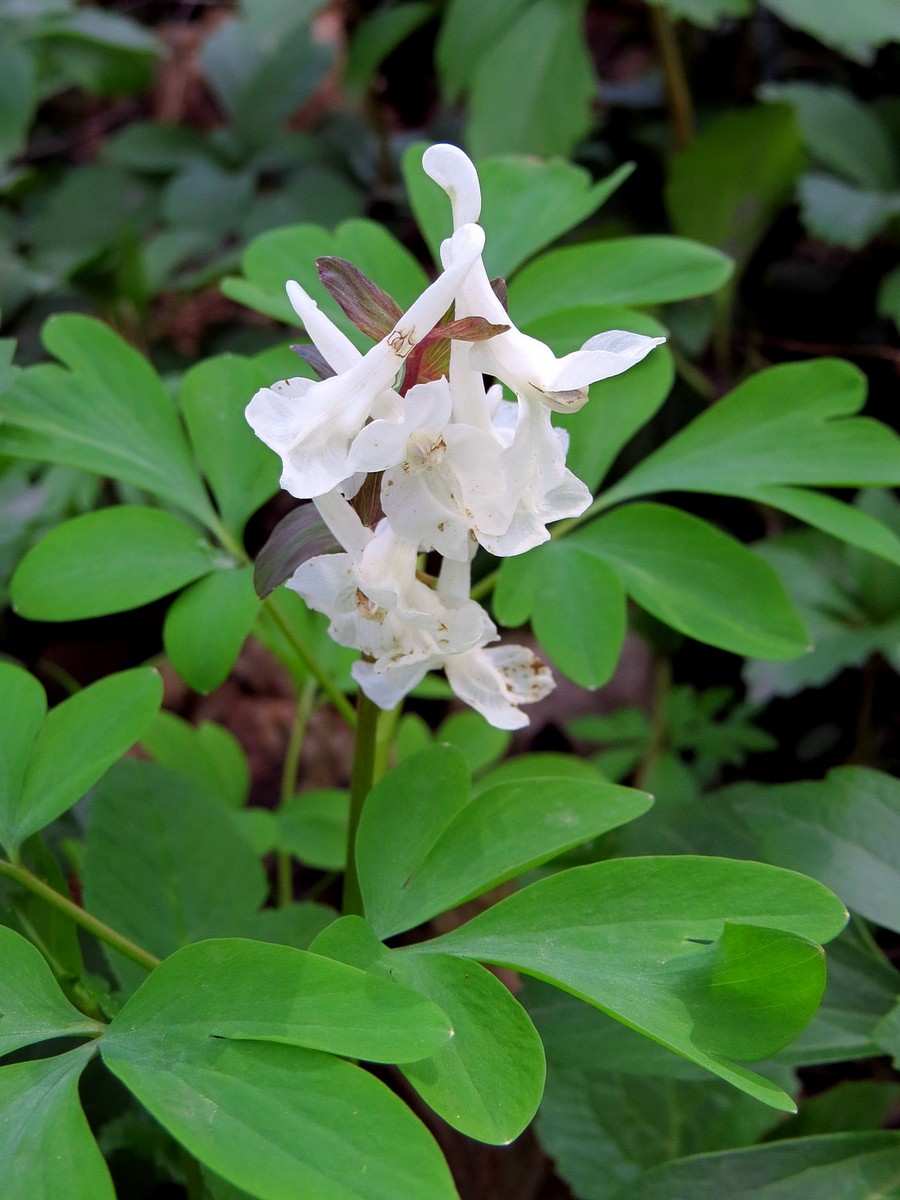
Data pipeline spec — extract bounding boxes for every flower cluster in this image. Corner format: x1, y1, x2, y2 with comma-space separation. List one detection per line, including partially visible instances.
246, 145, 664, 728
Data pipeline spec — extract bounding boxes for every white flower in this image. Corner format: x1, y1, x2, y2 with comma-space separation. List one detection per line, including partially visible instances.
348, 377, 511, 561
353, 553, 555, 726
288, 516, 487, 675
425, 143, 666, 414
246, 222, 486, 499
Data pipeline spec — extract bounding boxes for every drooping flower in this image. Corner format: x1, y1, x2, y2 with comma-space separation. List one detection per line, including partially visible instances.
246, 222, 486, 499
348, 376, 512, 561
425, 143, 666, 414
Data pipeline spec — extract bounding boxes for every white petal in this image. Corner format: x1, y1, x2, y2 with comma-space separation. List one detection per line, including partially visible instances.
353, 659, 427, 710
312, 489, 370, 555
550, 331, 666, 391
422, 144, 482, 227
348, 419, 411, 473
286, 280, 361, 372
390, 224, 485, 357
444, 644, 554, 730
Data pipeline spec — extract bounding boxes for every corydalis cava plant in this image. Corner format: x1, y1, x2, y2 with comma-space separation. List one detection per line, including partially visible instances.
246, 144, 665, 729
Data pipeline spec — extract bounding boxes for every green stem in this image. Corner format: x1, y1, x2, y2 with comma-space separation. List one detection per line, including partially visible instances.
276, 679, 319, 907
0, 859, 160, 973
635, 655, 673, 791
265, 594, 357, 727
204, 515, 356, 728
342, 688, 382, 917
649, 4, 694, 151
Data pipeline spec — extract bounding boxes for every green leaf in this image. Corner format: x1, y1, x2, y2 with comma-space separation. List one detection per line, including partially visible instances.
784, 925, 900, 1066
103, 1035, 459, 1200
797, 173, 900, 250
606, 358, 900, 501
356, 745, 652, 937
529, 984, 783, 1200
181, 355, 285, 538
666, 104, 804, 263
0, 44, 36, 165
103, 937, 452, 1064
762, 0, 900, 59
644, 0, 750, 26
613, 1132, 900, 1200
221, 219, 428, 330
0, 925, 102, 1056
10, 506, 223, 620
101, 119, 212, 172
139, 711, 249, 809
508, 237, 733, 326
760, 83, 898, 191
465, 0, 594, 158
403, 141, 633, 277
279, 790, 349, 871
434, 710, 511, 775
163, 566, 260, 693
247, 902, 337, 950
728, 767, 900, 934
344, 2, 437, 92
2, 668, 161, 854
752, 486, 900, 567
426, 856, 847, 1107
0, 661, 45, 827
878, 264, 900, 333
0, 315, 213, 523
162, 161, 255, 237
435, 0, 532, 102
574, 504, 810, 659
493, 539, 628, 688
83, 759, 267, 992
200, 8, 332, 150
524, 306, 675, 492
313, 917, 546, 1145
0, 1044, 114, 1200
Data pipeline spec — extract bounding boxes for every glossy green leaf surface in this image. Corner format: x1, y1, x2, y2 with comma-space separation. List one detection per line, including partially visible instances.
0, 315, 213, 522
465, 0, 595, 158
763, 0, 900, 58
103, 1034, 459, 1200
0, 1044, 114, 1200
279, 790, 349, 871
221, 218, 428, 330
613, 1132, 900, 1200
10, 506, 222, 620
0, 661, 45, 825
2, 667, 161, 853
508, 237, 732, 326
574, 504, 810, 659
83, 759, 267, 992
426, 856, 847, 1108
404, 142, 632, 277
103, 937, 452, 1064
313, 916, 546, 1145
760, 83, 897, 191
607, 360, 900, 505
139, 711, 249, 809
492, 539, 628, 688
783, 926, 900, 1066
0, 926, 102, 1056
528, 983, 784, 1200
163, 565, 260, 693
180, 354, 282, 537
356, 745, 652, 937
666, 104, 804, 263
728, 767, 900, 933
